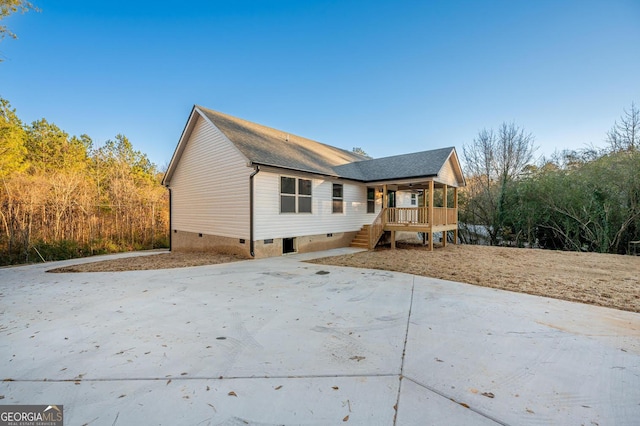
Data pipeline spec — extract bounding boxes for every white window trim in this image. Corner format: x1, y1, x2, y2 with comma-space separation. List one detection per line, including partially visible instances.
280, 175, 312, 214
332, 183, 344, 214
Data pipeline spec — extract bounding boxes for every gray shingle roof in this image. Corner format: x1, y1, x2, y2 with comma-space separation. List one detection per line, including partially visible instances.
198, 106, 455, 182
198, 107, 368, 176
333, 147, 454, 182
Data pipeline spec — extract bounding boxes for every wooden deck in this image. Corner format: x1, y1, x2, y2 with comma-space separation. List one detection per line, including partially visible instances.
357, 207, 459, 251
351, 181, 462, 251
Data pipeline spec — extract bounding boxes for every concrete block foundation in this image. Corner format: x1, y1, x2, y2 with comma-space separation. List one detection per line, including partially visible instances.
171, 230, 358, 259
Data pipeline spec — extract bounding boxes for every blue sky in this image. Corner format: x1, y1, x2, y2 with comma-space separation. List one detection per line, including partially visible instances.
1, 0, 639, 168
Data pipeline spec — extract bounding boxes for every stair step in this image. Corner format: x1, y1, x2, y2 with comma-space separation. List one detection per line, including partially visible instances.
350, 225, 372, 249
350, 243, 369, 248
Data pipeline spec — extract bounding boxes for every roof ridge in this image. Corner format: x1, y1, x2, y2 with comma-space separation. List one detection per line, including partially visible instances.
333, 146, 456, 182
351, 146, 454, 164
165, 107, 464, 187
196, 105, 365, 160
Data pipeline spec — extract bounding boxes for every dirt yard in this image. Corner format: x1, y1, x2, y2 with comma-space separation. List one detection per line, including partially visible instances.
310, 243, 640, 313
47, 251, 243, 273
47, 244, 640, 313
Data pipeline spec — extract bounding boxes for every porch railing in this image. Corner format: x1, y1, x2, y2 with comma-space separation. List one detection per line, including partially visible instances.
446, 207, 457, 224
386, 207, 457, 226
369, 208, 386, 249
386, 207, 426, 224
365, 207, 458, 249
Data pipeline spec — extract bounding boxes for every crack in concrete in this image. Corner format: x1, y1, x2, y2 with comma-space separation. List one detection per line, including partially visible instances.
5, 373, 400, 383
393, 276, 415, 425
402, 376, 510, 425
391, 277, 509, 426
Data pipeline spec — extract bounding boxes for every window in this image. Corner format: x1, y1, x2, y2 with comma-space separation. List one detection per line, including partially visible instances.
367, 187, 375, 214
411, 193, 417, 206
298, 178, 312, 213
332, 183, 343, 213
280, 177, 296, 213
280, 176, 312, 213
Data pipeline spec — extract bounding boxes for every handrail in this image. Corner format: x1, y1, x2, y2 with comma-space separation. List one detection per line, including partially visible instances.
385, 207, 457, 226
387, 207, 428, 224
366, 207, 458, 250
369, 208, 386, 249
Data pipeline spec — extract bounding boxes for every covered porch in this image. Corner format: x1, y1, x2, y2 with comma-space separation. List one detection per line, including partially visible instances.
346, 146, 466, 252
362, 180, 460, 251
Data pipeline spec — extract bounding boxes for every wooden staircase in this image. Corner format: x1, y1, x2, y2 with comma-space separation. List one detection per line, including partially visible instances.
350, 225, 370, 249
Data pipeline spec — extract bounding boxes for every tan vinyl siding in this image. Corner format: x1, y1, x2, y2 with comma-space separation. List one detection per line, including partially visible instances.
438, 157, 462, 187
170, 116, 251, 238
254, 171, 373, 240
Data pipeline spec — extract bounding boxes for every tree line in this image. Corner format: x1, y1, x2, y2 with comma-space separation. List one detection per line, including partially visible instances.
460, 103, 640, 255
0, 98, 169, 265
2, 96, 638, 265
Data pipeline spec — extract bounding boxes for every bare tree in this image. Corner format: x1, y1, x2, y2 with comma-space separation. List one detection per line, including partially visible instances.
462, 122, 536, 245
0, 0, 38, 42
352, 147, 371, 159
607, 102, 639, 152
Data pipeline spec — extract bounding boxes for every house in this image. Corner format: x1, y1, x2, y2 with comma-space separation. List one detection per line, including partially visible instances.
162, 106, 466, 258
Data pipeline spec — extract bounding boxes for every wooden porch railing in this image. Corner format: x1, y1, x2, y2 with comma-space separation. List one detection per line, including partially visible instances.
386, 207, 426, 224
433, 207, 446, 225
365, 207, 458, 249
369, 208, 386, 249
386, 207, 457, 226
446, 207, 457, 224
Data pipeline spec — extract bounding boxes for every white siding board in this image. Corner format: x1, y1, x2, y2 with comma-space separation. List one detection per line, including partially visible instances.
170, 116, 251, 238
254, 171, 375, 240
396, 191, 418, 208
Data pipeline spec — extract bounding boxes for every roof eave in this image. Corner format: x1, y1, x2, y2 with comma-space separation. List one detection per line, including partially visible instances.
251, 161, 342, 180
361, 173, 439, 185
162, 105, 199, 187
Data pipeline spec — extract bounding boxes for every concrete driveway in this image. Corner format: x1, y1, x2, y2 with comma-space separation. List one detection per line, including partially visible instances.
1, 249, 639, 425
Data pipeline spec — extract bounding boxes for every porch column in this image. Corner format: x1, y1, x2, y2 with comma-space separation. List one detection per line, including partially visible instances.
453, 187, 459, 245
443, 185, 448, 225
442, 184, 448, 247
383, 185, 388, 210
422, 189, 427, 245
428, 180, 434, 251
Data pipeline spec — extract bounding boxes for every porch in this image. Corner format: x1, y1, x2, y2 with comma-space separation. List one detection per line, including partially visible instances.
353, 181, 460, 251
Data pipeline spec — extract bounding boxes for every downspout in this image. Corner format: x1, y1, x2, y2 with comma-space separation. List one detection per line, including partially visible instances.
167, 186, 172, 251
249, 165, 260, 257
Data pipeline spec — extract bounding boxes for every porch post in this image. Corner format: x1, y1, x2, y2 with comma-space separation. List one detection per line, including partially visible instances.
428, 180, 434, 251
422, 189, 427, 245
453, 187, 459, 245
443, 185, 448, 225
383, 185, 388, 210
442, 184, 448, 248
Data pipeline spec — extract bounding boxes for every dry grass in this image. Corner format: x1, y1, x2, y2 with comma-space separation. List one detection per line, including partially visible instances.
47, 251, 244, 273
309, 243, 640, 313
